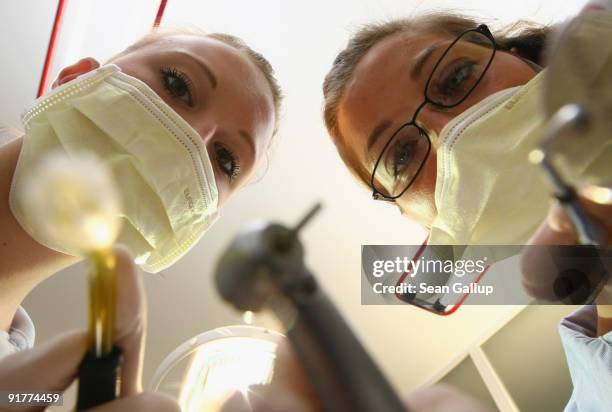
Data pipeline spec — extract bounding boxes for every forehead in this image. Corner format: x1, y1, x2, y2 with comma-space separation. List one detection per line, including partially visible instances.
144, 34, 275, 142
337, 31, 448, 149
146, 34, 260, 83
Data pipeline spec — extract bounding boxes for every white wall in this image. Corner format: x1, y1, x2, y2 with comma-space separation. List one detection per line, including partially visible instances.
0, 1, 57, 126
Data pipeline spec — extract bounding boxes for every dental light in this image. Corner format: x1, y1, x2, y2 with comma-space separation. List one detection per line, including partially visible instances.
150, 325, 283, 411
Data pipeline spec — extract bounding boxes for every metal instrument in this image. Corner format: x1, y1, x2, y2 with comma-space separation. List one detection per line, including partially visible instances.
215, 204, 406, 412
532, 103, 605, 246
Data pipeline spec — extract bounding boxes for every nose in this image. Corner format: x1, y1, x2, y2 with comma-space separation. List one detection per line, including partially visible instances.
419, 108, 456, 138
196, 123, 218, 146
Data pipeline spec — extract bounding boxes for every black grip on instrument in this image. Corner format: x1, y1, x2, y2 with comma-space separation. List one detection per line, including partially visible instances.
76, 345, 122, 411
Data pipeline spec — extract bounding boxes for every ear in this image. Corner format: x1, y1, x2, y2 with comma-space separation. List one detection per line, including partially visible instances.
52, 57, 100, 89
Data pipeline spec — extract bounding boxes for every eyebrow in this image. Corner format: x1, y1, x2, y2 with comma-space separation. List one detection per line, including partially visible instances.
410, 43, 442, 81
238, 130, 256, 157
366, 119, 392, 153
364, 43, 444, 157
176, 51, 218, 89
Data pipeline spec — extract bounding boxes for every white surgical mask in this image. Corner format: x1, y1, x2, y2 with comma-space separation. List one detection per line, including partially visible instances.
10, 64, 219, 273
429, 71, 550, 246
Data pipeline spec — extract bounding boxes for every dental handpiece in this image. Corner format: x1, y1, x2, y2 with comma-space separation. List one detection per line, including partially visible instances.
215, 204, 407, 412
526, 104, 609, 304
535, 103, 605, 246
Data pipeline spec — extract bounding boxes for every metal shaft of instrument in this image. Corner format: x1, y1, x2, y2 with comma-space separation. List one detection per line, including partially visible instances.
292, 202, 323, 235
537, 103, 604, 245
539, 140, 604, 246
88, 249, 117, 358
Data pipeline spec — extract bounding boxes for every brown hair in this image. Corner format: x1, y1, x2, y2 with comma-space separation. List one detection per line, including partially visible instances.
322, 12, 551, 188
111, 27, 283, 137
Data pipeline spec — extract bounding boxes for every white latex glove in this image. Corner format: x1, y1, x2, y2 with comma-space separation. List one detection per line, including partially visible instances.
0, 246, 179, 412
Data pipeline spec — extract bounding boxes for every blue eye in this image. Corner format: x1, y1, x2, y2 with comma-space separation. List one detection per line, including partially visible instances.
160, 67, 194, 106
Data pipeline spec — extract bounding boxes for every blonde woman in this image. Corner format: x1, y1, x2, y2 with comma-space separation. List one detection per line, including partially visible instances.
0, 29, 282, 357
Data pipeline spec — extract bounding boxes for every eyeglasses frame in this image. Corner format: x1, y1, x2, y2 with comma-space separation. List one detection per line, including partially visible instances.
371, 24, 498, 202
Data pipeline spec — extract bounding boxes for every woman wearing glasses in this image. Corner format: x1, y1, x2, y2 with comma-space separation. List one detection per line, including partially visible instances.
317, 10, 611, 412
322, 13, 543, 234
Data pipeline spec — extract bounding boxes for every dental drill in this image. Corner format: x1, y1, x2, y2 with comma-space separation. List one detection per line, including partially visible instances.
532, 103, 605, 246
214, 204, 407, 412
528, 104, 611, 305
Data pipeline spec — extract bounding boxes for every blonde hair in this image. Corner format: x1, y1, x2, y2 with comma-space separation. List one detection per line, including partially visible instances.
322, 11, 551, 188
111, 27, 283, 137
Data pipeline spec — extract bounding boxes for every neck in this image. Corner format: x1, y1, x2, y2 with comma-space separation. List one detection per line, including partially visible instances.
0, 137, 79, 332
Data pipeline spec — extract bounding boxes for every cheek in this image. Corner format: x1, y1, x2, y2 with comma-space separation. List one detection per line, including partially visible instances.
396, 150, 438, 225
212, 171, 230, 208
112, 58, 152, 86
113, 58, 178, 112
480, 53, 536, 93
118, 63, 179, 116
434, 53, 537, 130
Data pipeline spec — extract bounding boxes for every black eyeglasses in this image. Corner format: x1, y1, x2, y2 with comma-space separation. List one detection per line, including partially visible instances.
371, 24, 497, 201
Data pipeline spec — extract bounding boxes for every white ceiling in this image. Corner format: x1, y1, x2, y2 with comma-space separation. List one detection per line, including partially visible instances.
3, 0, 586, 401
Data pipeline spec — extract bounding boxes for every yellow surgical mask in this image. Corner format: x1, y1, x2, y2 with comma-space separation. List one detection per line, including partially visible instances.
429, 7, 612, 247
10, 64, 219, 273
429, 71, 550, 246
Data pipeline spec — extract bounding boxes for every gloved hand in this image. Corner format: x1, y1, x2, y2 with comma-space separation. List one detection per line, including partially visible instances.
523, 196, 612, 412
0, 245, 179, 411
522, 194, 612, 333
